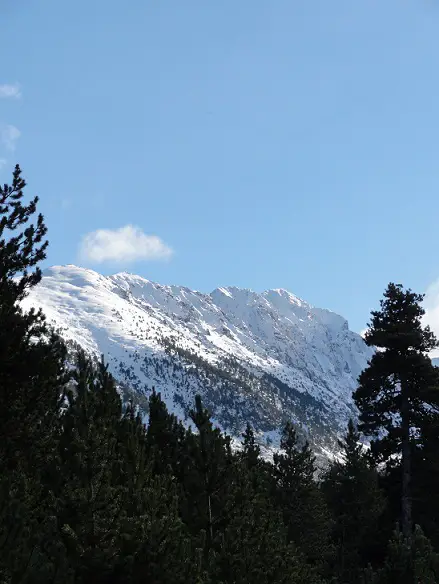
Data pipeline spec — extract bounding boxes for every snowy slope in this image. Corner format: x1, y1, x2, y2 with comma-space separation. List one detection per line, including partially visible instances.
22, 265, 373, 455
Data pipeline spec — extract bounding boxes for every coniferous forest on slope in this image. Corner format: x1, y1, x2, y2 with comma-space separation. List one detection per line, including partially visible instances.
2, 166, 439, 583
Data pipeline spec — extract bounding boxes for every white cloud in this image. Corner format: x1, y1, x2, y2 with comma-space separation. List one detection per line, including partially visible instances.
0, 158, 6, 170
1, 124, 21, 151
79, 225, 173, 264
0, 83, 21, 99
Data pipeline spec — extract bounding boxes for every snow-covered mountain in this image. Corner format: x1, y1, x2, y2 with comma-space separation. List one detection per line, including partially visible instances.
22, 265, 373, 458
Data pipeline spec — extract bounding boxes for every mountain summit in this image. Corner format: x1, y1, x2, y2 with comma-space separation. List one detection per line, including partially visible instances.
23, 265, 372, 457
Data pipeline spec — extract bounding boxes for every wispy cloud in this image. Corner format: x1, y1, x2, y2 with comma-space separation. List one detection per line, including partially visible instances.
1, 124, 21, 151
0, 83, 21, 99
79, 225, 173, 264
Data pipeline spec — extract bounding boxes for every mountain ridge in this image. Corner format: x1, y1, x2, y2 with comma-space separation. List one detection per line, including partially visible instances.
23, 264, 373, 458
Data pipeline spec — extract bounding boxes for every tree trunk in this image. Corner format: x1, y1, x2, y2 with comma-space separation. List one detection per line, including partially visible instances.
401, 388, 412, 542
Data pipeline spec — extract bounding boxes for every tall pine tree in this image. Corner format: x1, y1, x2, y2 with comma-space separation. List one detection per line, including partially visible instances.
146, 387, 187, 480
181, 395, 233, 559
322, 419, 385, 581
0, 165, 68, 583
273, 422, 332, 573
354, 283, 439, 541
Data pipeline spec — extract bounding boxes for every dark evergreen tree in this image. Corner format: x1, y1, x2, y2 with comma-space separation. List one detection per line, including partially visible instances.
240, 422, 261, 470
322, 419, 385, 581
146, 387, 187, 480
411, 410, 439, 548
273, 422, 332, 573
115, 470, 196, 584
210, 448, 319, 584
52, 351, 124, 582
0, 165, 68, 583
51, 353, 196, 583
0, 165, 67, 458
181, 395, 233, 559
363, 525, 439, 584
354, 283, 439, 541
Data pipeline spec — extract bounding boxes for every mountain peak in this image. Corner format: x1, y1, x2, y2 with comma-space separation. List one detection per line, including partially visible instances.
264, 287, 309, 308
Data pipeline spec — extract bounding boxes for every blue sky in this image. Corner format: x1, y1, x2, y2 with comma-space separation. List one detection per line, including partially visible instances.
1, 0, 439, 333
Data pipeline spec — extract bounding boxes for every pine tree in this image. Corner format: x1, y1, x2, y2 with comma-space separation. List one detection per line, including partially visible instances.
0, 165, 68, 583
322, 419, 385, 581
211, 450, 318, 584
364, 525, 439, 584
354, 283, 439, 541
117, 395, 198, 583
240, 422, 261, 470
0, 165, 67, 458
238, 422, 276, 497
273, 422, 332, 572
181, 395, 233, 559
53, 351, 124, 582
116, 467, 196, 584
412, 411, 439, 548
49, 354, 197, 583
146, 387, 187, 480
